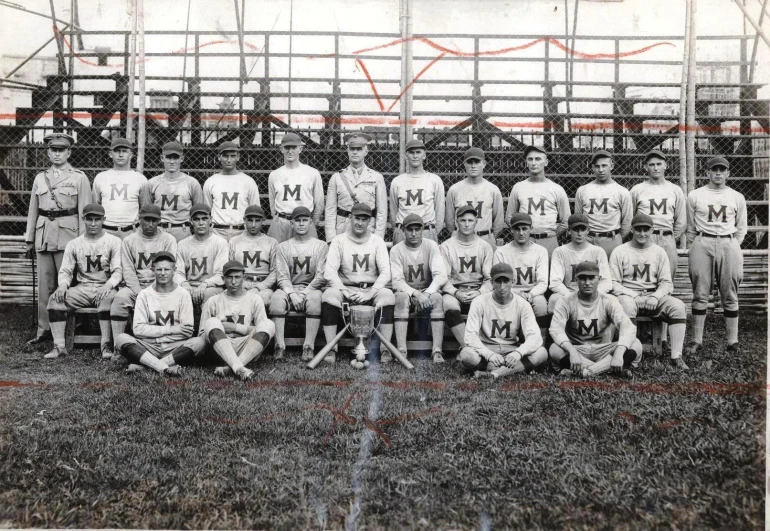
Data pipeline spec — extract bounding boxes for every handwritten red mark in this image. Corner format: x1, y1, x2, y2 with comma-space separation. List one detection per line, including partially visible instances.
322, 392, 359, 445
377, 406, 442, 427
656, 417, 712, 430
616, 412, 640, 422
363, 416, 392, 447
0, 381, 47, 388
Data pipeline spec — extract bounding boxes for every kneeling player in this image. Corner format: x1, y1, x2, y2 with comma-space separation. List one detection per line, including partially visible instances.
269, 206, 328, 361
458, 263, 547, 379
610, 213, 688, 369
549, 261, 642, 378
203, 260, 276, 380
390, 214, 448, 363
114, 251, 205, 375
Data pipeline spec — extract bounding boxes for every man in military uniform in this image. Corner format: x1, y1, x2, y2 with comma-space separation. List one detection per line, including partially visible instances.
25, 133, 92, 344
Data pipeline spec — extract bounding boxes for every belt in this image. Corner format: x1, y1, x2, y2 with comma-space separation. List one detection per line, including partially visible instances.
652, 230, 673, 236
246, 274, 266, 282
476, 230, 492, 236
588, 228, 620, 238
337, 207, 376, 218
159, 221, 187, 228
346, 282, 375, 289
213, 223, 244, 230
39, 207, 78, 220
529, 232, 554, 240
698, 232, 733, 239
396, 223, 436, 229
277, 212, 293, 220
103, 222, 137, 232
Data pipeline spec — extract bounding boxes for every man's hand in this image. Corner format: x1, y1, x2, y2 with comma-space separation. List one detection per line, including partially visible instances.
192, 284, 208, 305
504, 351, 522, 368
412, 291, 432, 313
53, 284, 68, 304
641, 296, 658, 311
488, 353, 505, 369
465, 289, 481, 302
25, 242, 34, 260
94, 284, 114, 304
222, 321, 239, 333
567, 345, 583, 374
289, 292, 306, 312
355, 289, 376, 304
634, 296, 649, 311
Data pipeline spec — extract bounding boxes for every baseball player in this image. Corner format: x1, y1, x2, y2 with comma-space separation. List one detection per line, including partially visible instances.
390, 213, 448, 363
548, 214, 613, 314
267, 133, 324, 242
549, 261, 643, 378
269, 206, 329, 361
109, 204, 177, 346
114, 251, 205, 376
324, 132, 387, 242
227, 205, 278, 309
202, 260, 276, 381
459, 263, 548, 379
44, 204, 121, 360
445, 147, 505, 249
440, 205, 494, 350
202, 141, 260, 241
506, 145, 571, 258
685, 156, 747, 358
493, 213, 550, 340
322, 203, 395, 363
25, 133, 91, 345
389, 138, 445, 244
143, 141, 204, 242
174, 203, 227, 309
91, 137, 147, 240
574, 150, 632, 257
610, 213, 688, 370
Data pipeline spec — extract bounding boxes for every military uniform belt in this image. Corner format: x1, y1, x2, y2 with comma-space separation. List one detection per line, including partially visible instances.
588, 228, 620, 238
337, 207, 376, 218
213, 223, 244, 230
39, 207, 78, 219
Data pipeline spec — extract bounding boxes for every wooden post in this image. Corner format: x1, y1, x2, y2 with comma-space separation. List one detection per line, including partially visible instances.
685, 0, 697, 194
679, 0, 691, 197
404, 0, 414, 143
398, 0, 408, 174
127, 0, 138, 142
137, 0, 146, 173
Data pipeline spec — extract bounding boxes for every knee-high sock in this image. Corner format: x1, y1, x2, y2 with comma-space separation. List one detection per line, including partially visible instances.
111, 318, 128, 347
691, 310, 707, 344
394, 319, 408, 350
305, 316, 321, 348
321, 303, 341, 347
49, 310, 68, 350
536, 315, 550, 345
445, 309, 465, 349
450, 324, 465, 349
160, 346, 195, 367
378, 306, 394, 347
99, 311, 112, 349
661, 322, 669, 343
121, 343, 168, 373
725, 312, 739, 345
669, 323, 686, 359
272, 316, 286, 348
431, 319, 444, 351
209, 329, 245, 372
238, 331, 271, 366
622, 349, 639, 370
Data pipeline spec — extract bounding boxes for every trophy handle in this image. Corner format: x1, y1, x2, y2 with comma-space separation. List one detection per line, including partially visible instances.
341, 302, 350, 329
371, 304, 383, 336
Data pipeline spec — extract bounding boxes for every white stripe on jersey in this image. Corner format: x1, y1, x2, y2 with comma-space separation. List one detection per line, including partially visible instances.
92, 169, 147, 225
203, 173, 259, 226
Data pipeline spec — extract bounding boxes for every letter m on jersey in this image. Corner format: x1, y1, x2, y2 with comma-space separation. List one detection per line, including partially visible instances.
225, 314, 246, 325
292, 256, 311, 275
221, 192, 239, 210
160, 194, 179, 211
708, 204, 728, 223
109, 183, 129, 201
189, 257, 208, 278
465, 201, 484, 217
576, 319, 599, 336
459, 256, 477, 273
405, 189, 424, 206
588, 198, 609, 214
242, 251, 261, 269
490, 319, 512, 339
632, 264, 651, 283
649, 198, 668, 215
85, 255, 103, 272
527, 197, 545, 215
352, 254, 370, 272
515, 266, 534, 285
154, 311, 175, 326
407, 264, 425, 283
136, 252, 153, 270
283, 185, 301, 201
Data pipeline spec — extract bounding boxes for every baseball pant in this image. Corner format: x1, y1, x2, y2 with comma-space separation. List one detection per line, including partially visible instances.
115, 333, 206, 360
212, 227, 244, 242
34, 250, 64, 336
110, 286, 139, 340
394, 291, 444, 353
549, 338, 643, 375
651, 233, 678, 277
392, 225, 439, 245
515, 291, 548, 317
267, 216, 318, 243
442, 292, 477, 349
203, 316, 276, 372
616, 294, 687, 323
689, 235, 743, 313
587, 233, 623, 259
47, 283, 117, 351
322, 287, 395, 308
458, 344, 548, 376
269, 288, 323, 350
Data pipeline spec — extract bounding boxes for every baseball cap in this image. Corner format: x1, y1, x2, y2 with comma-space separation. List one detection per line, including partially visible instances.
455, 204, 478, 218
707, 156, 729, 170
82, 203, 105, 217
591, 149, 613, 162
574, 261, 600, 277
190, 203, 211, 217
217, 141, 239, 153
290, 206, 312, 219
138, 204, 162, 219
523, 145, 547, 157
162, 141, 184, 155
631, 213, 654, 228
568, 213, 590, 229
463, 147, 485, 162
223, 260, 245, 276
110, 137, 133, 150
344, 132, 374, 147
405, 138, 425, 151
402, 213, 424, 228
350, 203, 373, 218
244, 205, 265, 219
491, 263, 514, 281
44, 133, 75, 148
509, 213, 532, 227
151, 251, 176, 264
643, 149, 666, 163
281, 133, 303, 147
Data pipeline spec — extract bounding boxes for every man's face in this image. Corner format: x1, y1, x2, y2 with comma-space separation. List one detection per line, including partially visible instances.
632, 225, 652, 245
291, 215, 311, 236
84, 214, 103, 236
219, 151, 239, 171
708, 165, 729, 186
570, 225, 588, 244
351, 214, 370, 236
191, 212, 211, 236
456, 213, 478, 236
282, 144, 302, 164
152, 260, 175, 286
404, 223, 424, 246
406, 148, 426, 169
492, 276, 513, 298
224, 270, 244, 293
111, 147, 132, 168
464, 158, 485, 178
347, 145, 368, 165
577, 274, 599, 295
245, 215, 263, 236
162, 153, 183, 173
47, 146, 70, 166
645, 157, 667, 179
139, 216, 160, 236
592, 157, 613, 182
526, 152, 547, 175
512, 224, 531, 245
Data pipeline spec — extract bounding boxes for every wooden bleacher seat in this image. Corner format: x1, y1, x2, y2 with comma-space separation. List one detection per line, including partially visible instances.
65, 307, 102, 352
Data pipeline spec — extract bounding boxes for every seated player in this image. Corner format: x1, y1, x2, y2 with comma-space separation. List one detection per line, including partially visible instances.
493, 213, 550, 341
110, 204, 177, 346
549, 261, 643, 379
227, 204, 278, 308
390, 214, 448, 363
322, 203, 395, 364
548, 213, 612, 314
202, 260, 276, 380
440, 205, 493, 349
269, 206, 328, 361
458, 263, 548, 379
174, 203, 227, 310
114, 251, 206, 375
45, 204, 121, 360
610, 213, 688, 370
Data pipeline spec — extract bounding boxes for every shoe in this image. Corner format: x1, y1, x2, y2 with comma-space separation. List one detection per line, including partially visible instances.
235, 367, 254, 381
662, 341, 670, 353
101, 347, 114, 360
432, 349, 446, 364
724, 343, 741, 356
27, 331, 53, 345
670, 357, 689, 370
126, 364, 146, 373
685, 342, 702, 356
474, 370, 497, 379
213, 366, 232, 377
381, 349, 396, 364
301, 345, 314, 362
616, 369, 634, 380
274, 346, 286, 360
164, 366, 182, 377
324, 350, 336, 364
43, 347, 67, 359
558, 369, 574, 378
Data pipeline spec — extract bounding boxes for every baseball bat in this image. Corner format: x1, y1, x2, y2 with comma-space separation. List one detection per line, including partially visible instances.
373, 328, 414, 370
307, 324, 349, 369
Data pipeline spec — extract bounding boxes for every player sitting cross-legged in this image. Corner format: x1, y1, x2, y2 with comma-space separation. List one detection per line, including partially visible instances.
549, 261, 643, 379
114, 251, 206, 376
204, 260, 276, 380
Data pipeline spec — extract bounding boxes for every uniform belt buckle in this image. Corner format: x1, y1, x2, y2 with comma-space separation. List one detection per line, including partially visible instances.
358, 283, 370, 289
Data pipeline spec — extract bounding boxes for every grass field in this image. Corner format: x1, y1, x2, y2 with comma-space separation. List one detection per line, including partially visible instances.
0, 306, 765, 529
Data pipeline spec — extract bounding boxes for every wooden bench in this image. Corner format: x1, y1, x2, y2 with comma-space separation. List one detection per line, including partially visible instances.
64, 308, 102, 352
635, 315, 664, 356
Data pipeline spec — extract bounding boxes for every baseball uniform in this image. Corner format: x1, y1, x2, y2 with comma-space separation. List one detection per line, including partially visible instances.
574, 180, 632, 257
493, 241, 549, 317
203, 172, 260, 241
267, 163, 324, 242
506, 178, 571, 258
389, 172, 445, 243
92, 169, 147, 239
324, 165, 387, 241
175, 233, 228, 304
630, 180, 686, 276
445, 178, 505, 249
548, 243, 613, 313
143, 173, 204, 241
228, 232, 278, 308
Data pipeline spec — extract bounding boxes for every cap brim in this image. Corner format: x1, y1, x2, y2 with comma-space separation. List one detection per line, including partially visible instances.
140, 214, 162, 219
511, 221, 532, 227
569, 224, 588, 229
492, 274, 512, 281
632, 223, 653, 228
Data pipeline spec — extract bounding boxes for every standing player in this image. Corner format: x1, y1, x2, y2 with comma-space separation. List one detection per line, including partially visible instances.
114, 251, 206, 376
92, 137, 147, 239
493, 213, 550, 340
202, 260, 276, 380
143, 141, 204, 242
548, 214, 613, 313
440, 205, 494, 350
506, 145, 571, 258
322, 204, 395, 363
25, 133, 91, 344
610, 213, 688, 369
266, 133, 324, 242
459, 263, 548, 379
325, 133, 387, 241
549, 261, 643, 378
685, 156, 747, 357
227, 205, 277, 308
390, 214, 448, 363
269, 206, 329, 361
110, 204, 178, 345
203, 141, 260, 241
574, 150, 632, 257
445, 147, 504, 249
389, 138, 445, 244
44, 204, 121, 360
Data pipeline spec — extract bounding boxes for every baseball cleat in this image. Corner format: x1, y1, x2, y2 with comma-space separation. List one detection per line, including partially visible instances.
213, 366, 232, 377
273, 346, 286, 360
474, 370, 497, 379
101, 347, 114, 360
164, 366, 182, 377
558, 369, 574, 378
43, 347, 67, 359
381, 349, 394, 364
432, 349, 446, 364
235, 367, 254, 381
27, 331, 52, 345
724, 343, 741, 356
324, 350, 336, 364
126, 364, 146, 373
670, 357, 689, 370
684, 341, 702, 356
301, 345, 314, 362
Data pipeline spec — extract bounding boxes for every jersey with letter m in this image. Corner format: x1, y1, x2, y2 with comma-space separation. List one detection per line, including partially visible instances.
493, 242, 549, 296
275, 238, 328, 290
175, 234, 228, 287
630, 180, 686, 234
686, 186, 747, 240
200, 291, 267, 339
144, 174, 204, 224
464, 292, 542, 353
132, 285, 194, 344
58, 233, 122, 287
550, 292, 636, 348
440, 237, 493, 290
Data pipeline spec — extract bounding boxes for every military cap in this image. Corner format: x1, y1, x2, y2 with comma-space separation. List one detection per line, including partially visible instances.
162, 141, 184, 155
190, 203, 211, 217
643, 149, 667, 163
223, 260, 246, 276
523, 145, 547, 157
244, 205, 265, 219
574, 261, 600, 277
290, 206, 312, 219
591, 149, 613, 162
44, 133, 75, 148
281, 133, 303, 147
110, 137, 133, 150
631, 213, 654, 228
509, 213, 533, 227
344, 132, 374, 147
463, 147, 485, 162
455, 205, 478, 218
151, 251, 176, 264
138, 204, 162, 219
568, 213, 590, 229
350, 203, 373, 218
405, 138, 425, 151
402, 214, 425, 228
217, 141, 239, 153
491, 263, 514, 281
82, 203, 106, 217
707, 156, 729, 170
